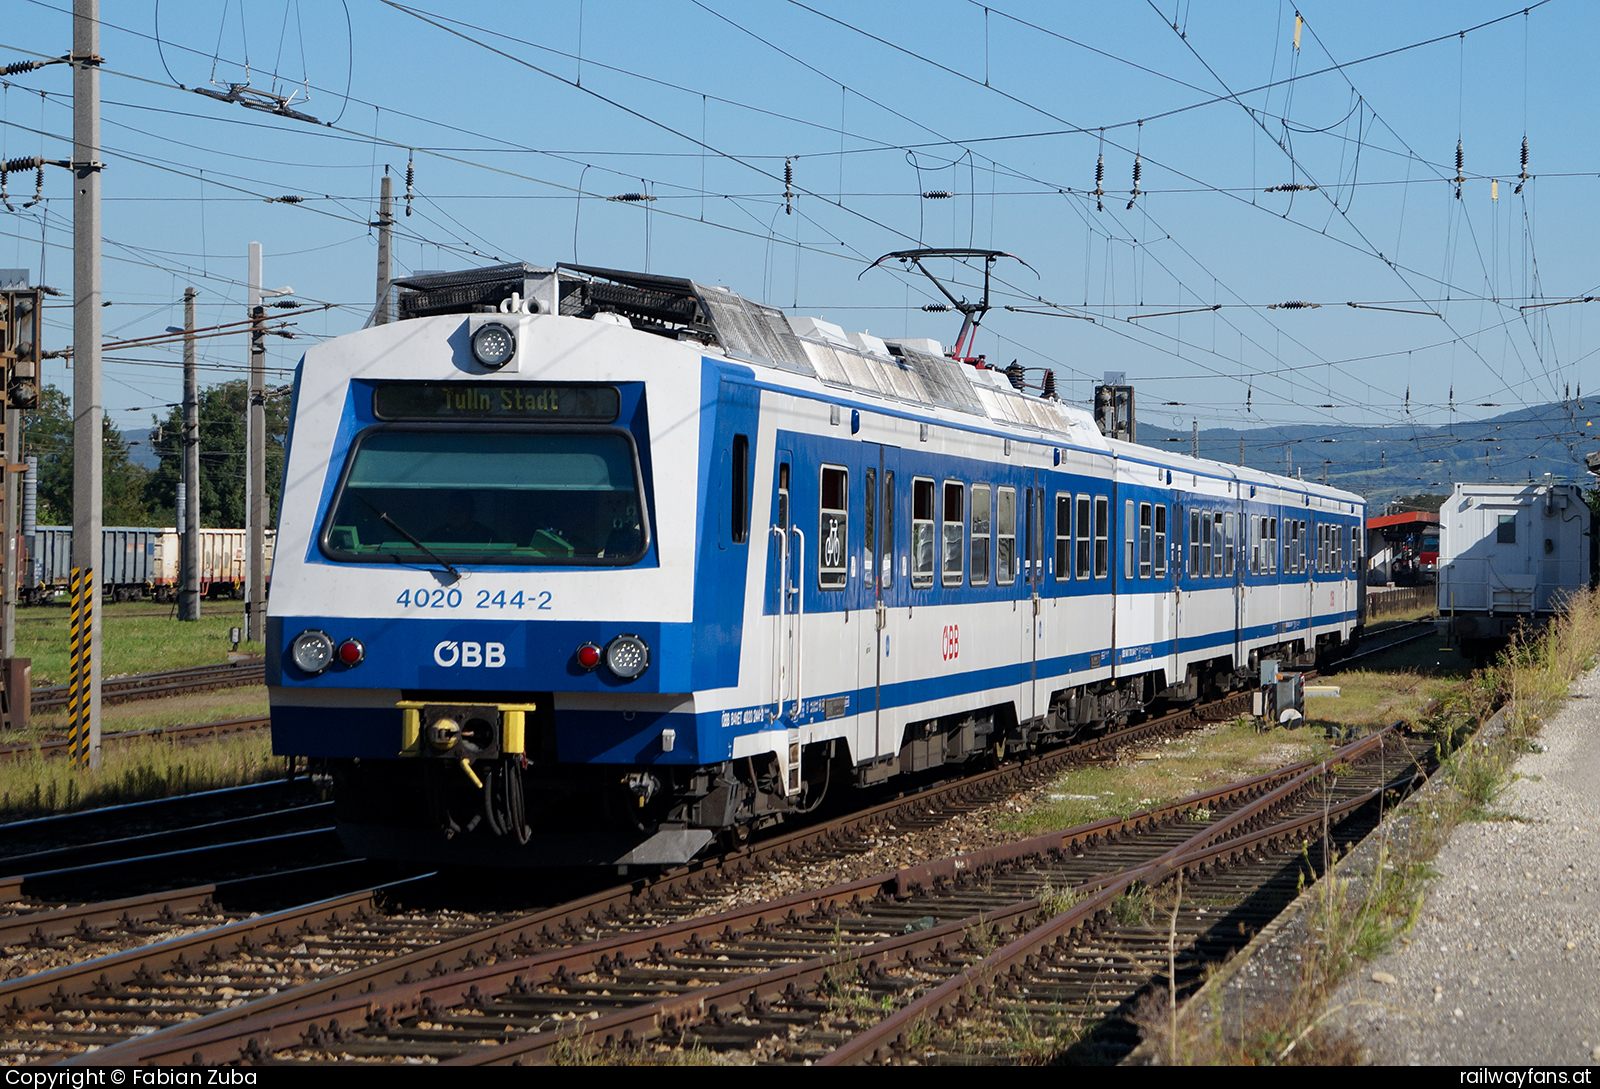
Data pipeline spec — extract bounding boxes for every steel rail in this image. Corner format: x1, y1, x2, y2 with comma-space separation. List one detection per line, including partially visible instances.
0, 885, 221, 946
1327, 627, 1437, 670
0, 780, 309, 840
30, 659, 266, 714
0, 804, 332, 878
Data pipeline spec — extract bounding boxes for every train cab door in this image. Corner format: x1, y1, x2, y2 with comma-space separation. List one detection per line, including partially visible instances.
860, 445, 903, 761
1021, 478, 1044, 724
767, 455, 797, 725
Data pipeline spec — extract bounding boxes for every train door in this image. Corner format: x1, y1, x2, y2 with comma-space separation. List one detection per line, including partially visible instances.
860, 445, 903, 760
1022, 478, 1044, 724
1232, 501, 1245, 668
767, 454, 797, 724
1169, 497, 1183, 683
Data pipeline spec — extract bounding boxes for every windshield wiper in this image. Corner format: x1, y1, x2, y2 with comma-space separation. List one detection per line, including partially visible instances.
354, 495, 462, 582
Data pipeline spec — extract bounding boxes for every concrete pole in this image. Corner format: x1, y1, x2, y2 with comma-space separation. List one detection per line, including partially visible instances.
71, 0, 103, 768
179, 287, 200, 620
2, 403, 16, 659
246, 244, 265, 642
375, 174, 393, 325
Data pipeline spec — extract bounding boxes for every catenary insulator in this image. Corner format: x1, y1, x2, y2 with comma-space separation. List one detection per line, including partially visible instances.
921, 190, 953, 199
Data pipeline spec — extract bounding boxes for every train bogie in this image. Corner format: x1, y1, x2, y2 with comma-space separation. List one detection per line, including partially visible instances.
267, 262, 1366, 868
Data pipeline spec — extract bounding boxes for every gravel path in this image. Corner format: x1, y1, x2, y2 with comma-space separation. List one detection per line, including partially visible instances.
1324, 666, 1600, 1065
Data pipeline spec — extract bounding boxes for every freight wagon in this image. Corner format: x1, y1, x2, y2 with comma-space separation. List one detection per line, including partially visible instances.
22, 527, 275, 604
1436, 481, 1592, 658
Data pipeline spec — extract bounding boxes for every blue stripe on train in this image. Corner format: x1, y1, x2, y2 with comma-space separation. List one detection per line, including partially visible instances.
272, 608, 1358, 763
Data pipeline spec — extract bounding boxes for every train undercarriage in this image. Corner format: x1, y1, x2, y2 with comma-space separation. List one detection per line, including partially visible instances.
330, 631, 1353, 868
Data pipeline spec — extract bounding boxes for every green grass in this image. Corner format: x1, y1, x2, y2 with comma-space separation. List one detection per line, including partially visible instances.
996, 718, 1331, 836
24, 690, 269, 743
14, 600, 264, 684
0, 731, 284, 820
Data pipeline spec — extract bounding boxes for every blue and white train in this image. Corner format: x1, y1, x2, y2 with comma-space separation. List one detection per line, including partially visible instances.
267, 261, 1366, 867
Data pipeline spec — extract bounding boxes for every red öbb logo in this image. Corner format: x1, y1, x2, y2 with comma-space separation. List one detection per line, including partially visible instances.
942, 624, 960, 661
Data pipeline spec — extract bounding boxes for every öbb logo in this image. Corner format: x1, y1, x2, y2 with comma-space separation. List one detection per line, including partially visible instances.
433, 641, 508, 668
941, 624, 959, 662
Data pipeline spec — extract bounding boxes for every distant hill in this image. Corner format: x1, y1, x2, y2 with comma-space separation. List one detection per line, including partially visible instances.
1129, 401, 1599, 504
123, 427, 162, 471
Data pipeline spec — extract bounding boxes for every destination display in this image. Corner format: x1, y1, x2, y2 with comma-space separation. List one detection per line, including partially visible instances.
373, 382, 620, 422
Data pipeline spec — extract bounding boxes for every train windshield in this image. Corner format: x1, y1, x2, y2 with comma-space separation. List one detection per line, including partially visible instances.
321, 428, 648, 566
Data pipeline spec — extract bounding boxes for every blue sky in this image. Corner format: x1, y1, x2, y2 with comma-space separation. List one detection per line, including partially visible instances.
2, 0, 1596, 466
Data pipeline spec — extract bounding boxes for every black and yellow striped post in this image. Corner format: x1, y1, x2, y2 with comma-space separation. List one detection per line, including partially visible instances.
65, 566, 93, 768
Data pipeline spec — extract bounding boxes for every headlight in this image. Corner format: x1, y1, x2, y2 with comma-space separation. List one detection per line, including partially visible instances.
604, 634, 650, 679
471, 322, 516, 369
291, 629, 335, 675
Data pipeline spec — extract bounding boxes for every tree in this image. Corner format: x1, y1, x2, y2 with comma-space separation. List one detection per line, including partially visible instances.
22, 384, 153, 526
144, 379, 289, 528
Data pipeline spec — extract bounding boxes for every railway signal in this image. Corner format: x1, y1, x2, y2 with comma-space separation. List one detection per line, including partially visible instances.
0, 272, 41, 730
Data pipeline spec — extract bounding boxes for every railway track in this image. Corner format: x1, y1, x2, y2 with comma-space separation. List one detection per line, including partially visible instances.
0, 715, 271, 764
0, 688, 1249, 1062
0, 684, 1408, 1065
1325, 619, 1438, 672
29, 659, 266, 715
57, 725, 1426, 1066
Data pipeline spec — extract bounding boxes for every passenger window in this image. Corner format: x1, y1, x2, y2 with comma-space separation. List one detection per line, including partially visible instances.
1189, 510, 1200, 577
819, 465, 848, 589
864, 468, 876, 590
1075, 495, 1091, 581
911, 478, 935, 588
1213, 513, 1225, 577
942, 481, 965, 587
1124, 500, 1135, 578
1497, 514, 1516, 544
882, 472, 895, 589
1269, 517, 1278, 573
731, 434, 749, 544
1154, 504, 1167, 579
1093, 496, 1109, 578
971, 484, 992, 587
1200, 512, 1212, 578
996, 487, 1017, 585
1224, 513, 1235, 578
1055, 494, 1071, 581
1138, 502, 1152, 578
